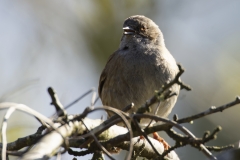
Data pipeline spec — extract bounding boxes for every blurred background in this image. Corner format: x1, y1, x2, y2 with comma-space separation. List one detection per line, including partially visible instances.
0, 0, 240, 159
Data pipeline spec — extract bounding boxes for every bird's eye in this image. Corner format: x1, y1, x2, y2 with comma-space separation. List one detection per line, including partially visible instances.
140, 27, 145, 31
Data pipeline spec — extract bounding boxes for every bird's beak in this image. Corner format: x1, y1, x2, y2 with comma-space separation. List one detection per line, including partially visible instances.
123, 26, 135, 35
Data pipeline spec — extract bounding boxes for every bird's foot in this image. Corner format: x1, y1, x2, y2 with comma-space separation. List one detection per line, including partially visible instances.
153, 132, 170, 150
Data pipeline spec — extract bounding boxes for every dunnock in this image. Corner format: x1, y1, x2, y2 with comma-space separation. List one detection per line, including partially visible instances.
98, 15, 180, 149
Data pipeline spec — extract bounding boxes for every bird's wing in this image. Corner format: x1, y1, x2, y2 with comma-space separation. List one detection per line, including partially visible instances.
98, 52, 116, 99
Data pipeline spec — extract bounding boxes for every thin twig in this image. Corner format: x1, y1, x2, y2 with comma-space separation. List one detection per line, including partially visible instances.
177, 96, 240, 124
64, 88, 95, 110
0, 102, 68, 156
68, 148, 92, 156
48, 87, 67, 117
202, 126, 222, 143
90, 92, 97, 106
1, 107, 16, 160
74, 103, 134, 143
205, 145, 234, 152
73, 106, 133, 160
81, 119, 114, 160
132, 117, 162, 157
136, 64, 191, 115
94, 96, 100, 105
132, 114, 216, 159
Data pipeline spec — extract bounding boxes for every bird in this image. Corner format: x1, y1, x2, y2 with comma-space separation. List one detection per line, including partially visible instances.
98, 15, 180, 150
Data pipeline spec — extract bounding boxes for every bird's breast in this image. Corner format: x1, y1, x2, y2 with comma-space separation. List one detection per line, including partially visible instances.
103, 49, 176, 113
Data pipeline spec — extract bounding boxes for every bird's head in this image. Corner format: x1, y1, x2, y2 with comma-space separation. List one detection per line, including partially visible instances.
122, 15, 164, 45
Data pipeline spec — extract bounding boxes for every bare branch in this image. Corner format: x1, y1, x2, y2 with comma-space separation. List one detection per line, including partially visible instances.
1, 107, 16, 160
136, 64, 191, 115
48, 87, 67, 117
80, 119, 114, 160
64, 88, 95, 110
132, 114, 216, 159
1, 86, 239, 160
177, 96, 240, 124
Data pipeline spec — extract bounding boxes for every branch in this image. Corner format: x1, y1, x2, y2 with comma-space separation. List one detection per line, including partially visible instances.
17, 118, 178, 160
48, 87, 67, 117
177, 96, 240, 124
137, 64, 191, 114
1, 80, 239, 160
132, 114, 216, 159
1, 107, 16, 160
